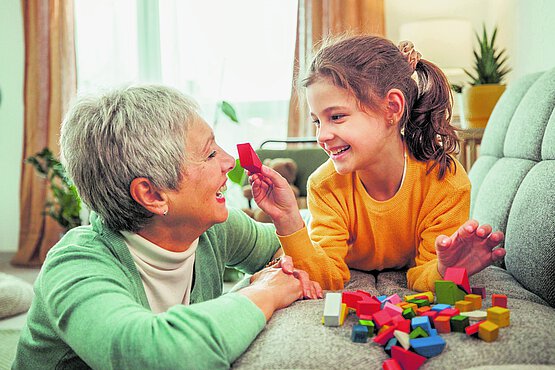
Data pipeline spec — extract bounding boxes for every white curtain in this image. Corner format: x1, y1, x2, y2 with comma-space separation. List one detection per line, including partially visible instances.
74, 0, 298, 156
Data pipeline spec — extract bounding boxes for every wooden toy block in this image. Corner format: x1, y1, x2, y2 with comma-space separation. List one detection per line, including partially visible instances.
357, 298, 382, 316
342, 291, 368, 310
358, 314, 373, 321
397, 301, 409, 308
382, 358, 403, 370
408, 298, 430, 307
323, 292, 342, 326
384, 302, 404, 317
339, 303, 348, 325
433, 315, 451, 334
472, 286, 487, 299
464, 294, 483, 310
416, 306, 431, 315
373, 325, 396, 346
410, 335, 446, 358
465, 320, 485, 337
394, 319, 412, 334
444, 267, 471, 293
355, 289, 373, 299
411, 316, 433, 335
391, 346, 427, 370
438, 307, 460, 317
373, 309, 393, 328
478, 320, 499, 342
378, 324, 391, 335
402, 307, 416, 319
420, 310, 438, 321
385, 337, 399, 356
492, 293, 508, 308
390, 314, 406, 326
435, 280, 466, 305
394, 330, 411, 350
351, 324, 369, 343
359, 319, 375, 336
236, 143, 262, 173
386, 293, 402, 304
487, 306, 510, 327
409, 326, 429, 339
405, 303, 418, 312
404, 291, 434, 303
455, 300, 473, 312
431, 303, 452, 312
460, 310, 487, 321
450, 315, 470, 333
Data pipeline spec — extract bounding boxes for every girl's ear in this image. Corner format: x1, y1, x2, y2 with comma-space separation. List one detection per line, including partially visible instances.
385, 89, 405, 124
130, 177, 169, 216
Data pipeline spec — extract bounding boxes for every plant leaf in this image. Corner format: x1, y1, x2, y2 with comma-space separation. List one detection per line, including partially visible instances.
221, 101, 239, 124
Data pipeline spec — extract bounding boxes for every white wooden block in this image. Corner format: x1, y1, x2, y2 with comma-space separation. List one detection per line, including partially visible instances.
323, 292, 342, 327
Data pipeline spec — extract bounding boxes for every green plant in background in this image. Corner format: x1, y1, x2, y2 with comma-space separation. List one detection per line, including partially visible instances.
465, 24, 511, 85
26, 147, 81, 231
216, 100, 247, 186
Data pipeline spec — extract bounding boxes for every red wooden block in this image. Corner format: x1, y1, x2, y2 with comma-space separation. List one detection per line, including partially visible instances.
394, 318, 411, 333
373, 310, 393, 328
373, 325, 396, 346
421, 310, 438, 321
492, 294, 508, 308
383, 358, 403, 370
437, 307, 460, 317
357, 297, 382, 316
433, 315, 451, 334
237, 143, 262, 173
391, 346, 427, 370
342, 291, 370, 310
465, 320, 485, 337
444, 267, 471, 294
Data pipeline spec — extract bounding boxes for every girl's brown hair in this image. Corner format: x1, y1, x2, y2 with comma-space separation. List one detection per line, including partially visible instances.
303, 34, 459, 179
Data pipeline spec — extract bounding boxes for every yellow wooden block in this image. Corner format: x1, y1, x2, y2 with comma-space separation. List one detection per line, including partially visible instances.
478, 320, 499, 342
455, 300, 474, 312
405, 303, 418, 312
465, 294, 482, 310
339, 303, 348, 326
487, 307, 510, 328
378, 325, 391, 335
405, 291, 434, 302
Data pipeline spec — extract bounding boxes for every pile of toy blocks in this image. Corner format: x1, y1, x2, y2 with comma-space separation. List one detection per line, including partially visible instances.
321, 267, 511, 370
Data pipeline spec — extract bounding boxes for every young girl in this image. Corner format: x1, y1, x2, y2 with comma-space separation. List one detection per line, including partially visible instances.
250, 35, 505, 292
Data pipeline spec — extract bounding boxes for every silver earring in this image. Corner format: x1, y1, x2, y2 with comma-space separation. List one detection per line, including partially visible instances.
389, 119, 394, 125
163, 209, 168, 216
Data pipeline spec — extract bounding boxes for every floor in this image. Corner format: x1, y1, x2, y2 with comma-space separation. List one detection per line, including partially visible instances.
0, 252, 40, 331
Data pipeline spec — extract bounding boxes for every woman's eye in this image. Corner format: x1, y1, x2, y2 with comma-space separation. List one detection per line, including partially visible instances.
208, 150, 217, 159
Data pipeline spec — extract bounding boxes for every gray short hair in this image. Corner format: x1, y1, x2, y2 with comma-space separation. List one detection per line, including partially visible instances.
60, 85, 199, 232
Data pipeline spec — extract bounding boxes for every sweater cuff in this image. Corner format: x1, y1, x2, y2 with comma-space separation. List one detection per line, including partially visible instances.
277, 226, 313, 263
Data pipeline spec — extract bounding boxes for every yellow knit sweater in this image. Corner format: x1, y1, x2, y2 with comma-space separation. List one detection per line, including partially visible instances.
279, 154, 470, 292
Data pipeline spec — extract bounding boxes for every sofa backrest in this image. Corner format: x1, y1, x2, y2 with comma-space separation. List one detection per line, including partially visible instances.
468, 67, 555, 307
255, 148, 328, 197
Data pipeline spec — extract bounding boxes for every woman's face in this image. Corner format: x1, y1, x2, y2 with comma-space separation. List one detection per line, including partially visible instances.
165, 117, 235, 231
306, 79, 397, 175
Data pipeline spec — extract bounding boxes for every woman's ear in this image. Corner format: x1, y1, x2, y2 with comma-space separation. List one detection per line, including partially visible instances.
385, 89, 405, 124
130, 177, 168, 216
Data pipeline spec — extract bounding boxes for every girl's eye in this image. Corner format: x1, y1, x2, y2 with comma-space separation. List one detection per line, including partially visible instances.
331, 114, 345, 121
312, 119, 321, 128
208, 150, 217, 159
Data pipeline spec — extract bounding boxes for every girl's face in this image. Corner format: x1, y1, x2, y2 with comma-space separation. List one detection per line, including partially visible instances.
307, 79, 399, 175
166, 117, 235, 231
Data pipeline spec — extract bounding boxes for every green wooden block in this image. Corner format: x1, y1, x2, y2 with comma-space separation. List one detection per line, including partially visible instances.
409, 298, 430, 307
409, 326, 429, 339
450, 315, 470, 333
402, 307, 416, 319
435, 280, 459, 305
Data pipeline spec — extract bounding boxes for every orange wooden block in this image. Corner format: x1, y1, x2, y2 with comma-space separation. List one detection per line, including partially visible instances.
416, 306, 431, 315
455, 300, 473, 312
433, 315, 451, 334
465, 294, 482, 310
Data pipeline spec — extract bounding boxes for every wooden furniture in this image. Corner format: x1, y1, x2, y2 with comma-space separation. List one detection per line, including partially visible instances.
457, 127, 485, 171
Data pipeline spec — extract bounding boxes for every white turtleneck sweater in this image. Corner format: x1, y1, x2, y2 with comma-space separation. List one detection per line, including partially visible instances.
121, 231, 198, 314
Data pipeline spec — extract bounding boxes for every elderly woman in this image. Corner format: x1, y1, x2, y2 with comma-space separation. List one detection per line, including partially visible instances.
13, 85, 321, 369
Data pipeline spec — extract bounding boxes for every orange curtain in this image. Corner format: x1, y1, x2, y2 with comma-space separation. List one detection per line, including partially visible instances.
288, 0, 385, 138
13, 0, 77, 267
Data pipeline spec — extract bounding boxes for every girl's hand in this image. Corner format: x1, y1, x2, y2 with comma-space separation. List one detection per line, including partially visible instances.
248, 165, 304, 235
271, 255, 323, 299
436, 219, 506, 277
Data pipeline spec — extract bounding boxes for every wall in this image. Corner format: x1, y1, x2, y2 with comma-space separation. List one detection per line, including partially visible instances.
0, 0, 24, 252
0, 1, 554, 253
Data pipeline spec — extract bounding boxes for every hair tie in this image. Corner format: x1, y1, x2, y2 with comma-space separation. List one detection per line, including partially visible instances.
398, 40, 421, 72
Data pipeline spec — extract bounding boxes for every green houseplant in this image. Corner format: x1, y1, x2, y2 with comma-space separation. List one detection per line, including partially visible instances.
26, 147, 81, 231
458, 24, 511, 128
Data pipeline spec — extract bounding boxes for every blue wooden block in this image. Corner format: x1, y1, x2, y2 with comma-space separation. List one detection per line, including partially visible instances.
384, 337, 399, 356
410, 335, 446, 358
411, 316, 432, 335
431, 304, 452, 312
351, 324, 369, 343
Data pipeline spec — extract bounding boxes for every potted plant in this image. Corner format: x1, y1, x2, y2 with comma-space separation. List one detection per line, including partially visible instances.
26, 147, 81, 231
459, 24, 511, 128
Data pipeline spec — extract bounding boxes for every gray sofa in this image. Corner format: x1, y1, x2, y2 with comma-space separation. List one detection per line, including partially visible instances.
233, 68, 555, 369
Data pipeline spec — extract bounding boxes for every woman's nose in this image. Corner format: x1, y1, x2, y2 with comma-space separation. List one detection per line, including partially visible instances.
223, 151, 236, 173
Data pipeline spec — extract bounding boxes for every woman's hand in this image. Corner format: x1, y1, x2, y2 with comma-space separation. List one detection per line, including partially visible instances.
248, 165, 304, 235
436, 219, 506, 277
267, 255, 323, 300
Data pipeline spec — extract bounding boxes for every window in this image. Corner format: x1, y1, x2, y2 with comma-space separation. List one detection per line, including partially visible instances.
74, 0, 298, 156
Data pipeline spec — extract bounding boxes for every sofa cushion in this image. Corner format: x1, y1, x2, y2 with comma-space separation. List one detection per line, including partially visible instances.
468, 68, 555, 307
233, 269, 555, 369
